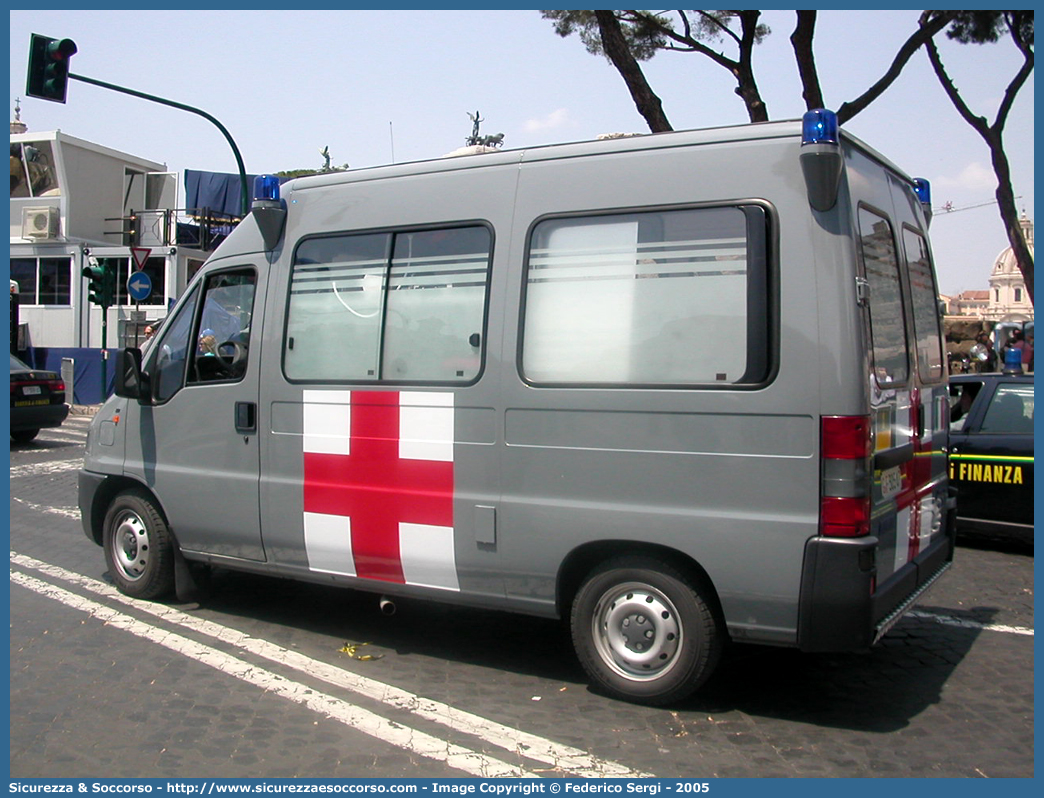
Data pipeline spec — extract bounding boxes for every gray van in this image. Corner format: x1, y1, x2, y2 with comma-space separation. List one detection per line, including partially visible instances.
80, 110, 955, 705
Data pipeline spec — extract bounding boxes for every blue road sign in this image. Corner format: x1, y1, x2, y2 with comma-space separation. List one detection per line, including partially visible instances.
127, 271, 153, 302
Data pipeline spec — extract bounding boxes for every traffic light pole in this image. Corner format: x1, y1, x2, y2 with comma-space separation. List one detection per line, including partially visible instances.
82, 259, 115, 399
68, 72, 249, 218
100, 307, 108, 401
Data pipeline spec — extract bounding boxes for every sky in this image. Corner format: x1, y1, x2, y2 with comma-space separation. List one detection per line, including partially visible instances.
9, 9, 1034, 296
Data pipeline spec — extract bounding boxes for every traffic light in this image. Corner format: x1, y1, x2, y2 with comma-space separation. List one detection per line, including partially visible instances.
26, 34, 77, 103
82, 260, 114, 309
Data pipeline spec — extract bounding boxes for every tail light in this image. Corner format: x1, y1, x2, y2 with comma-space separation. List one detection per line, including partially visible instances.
10, 378, 65, 396
820, 415, 871, 537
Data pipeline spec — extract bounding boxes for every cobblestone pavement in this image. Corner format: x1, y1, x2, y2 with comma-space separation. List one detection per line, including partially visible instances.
9, 417, 1034, 778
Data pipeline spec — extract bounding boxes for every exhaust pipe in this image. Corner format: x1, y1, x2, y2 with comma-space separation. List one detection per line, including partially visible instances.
379, 596, 396, 616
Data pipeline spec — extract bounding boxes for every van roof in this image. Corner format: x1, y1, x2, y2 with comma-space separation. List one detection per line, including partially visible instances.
281, 116, 912, 195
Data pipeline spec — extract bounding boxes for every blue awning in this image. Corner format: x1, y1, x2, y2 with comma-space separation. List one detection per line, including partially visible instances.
184, 170, 257, 218
184, 170, 297, 218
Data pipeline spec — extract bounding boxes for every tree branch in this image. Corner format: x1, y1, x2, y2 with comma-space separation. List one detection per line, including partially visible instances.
836, 11, 957, 124
701, 10, 742, 47
994, 14, 1034, 131
595, 10, 673, 132
923, 36, 989, 136
790, 10, 824, 110
924, 14, 1035, 302
623, 9, 738, 71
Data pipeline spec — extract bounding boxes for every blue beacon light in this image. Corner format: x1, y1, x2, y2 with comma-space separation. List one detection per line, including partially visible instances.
913, 178, 933, 226
799, 110, 842, 212
251, 174, 285, 251
253, 174, 280, 202
1003, 346, 1024, 374
802, 109, 839, 146
914, 178, 931, 205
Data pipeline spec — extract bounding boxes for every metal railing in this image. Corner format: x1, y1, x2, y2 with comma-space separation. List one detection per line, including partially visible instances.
104, 207, 243, 251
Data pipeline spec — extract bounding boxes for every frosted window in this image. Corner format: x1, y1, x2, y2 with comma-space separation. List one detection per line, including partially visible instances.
523, 207, 758, 385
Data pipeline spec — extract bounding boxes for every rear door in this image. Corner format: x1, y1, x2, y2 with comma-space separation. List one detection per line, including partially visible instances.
849, 150, 948, 585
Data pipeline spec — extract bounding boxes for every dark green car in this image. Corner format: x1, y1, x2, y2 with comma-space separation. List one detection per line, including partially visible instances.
948, 372, 1034, 545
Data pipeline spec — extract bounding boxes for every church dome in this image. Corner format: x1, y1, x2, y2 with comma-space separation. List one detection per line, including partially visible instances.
992, 213, 1034, 277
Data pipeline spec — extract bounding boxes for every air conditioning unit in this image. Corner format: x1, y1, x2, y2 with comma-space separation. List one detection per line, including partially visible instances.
22, 206, 59, 240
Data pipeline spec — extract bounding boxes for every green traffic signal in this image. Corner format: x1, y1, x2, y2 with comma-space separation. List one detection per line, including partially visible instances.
82, 262, 114, 308
103, 262, 116, 305
26, 34, 77, 103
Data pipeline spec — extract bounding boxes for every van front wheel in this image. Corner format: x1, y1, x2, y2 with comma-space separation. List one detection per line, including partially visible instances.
103, 490, 175, 600
571, 557, 722, 705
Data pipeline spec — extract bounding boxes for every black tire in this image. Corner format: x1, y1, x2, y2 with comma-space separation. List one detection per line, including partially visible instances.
571, 555, 723, 706
102, 490, 175, 600
11, 429, 39, 443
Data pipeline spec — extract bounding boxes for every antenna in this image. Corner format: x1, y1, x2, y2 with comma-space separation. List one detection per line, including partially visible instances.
389, 121, 395, 164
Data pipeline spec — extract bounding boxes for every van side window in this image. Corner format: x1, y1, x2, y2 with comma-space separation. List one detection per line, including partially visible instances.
285, 226, 491, 383
858, 208, 908, 385
522, 205, 769, 386
188, 269, 257, 384
902, 228, 945, 383
382, 227, 490, 381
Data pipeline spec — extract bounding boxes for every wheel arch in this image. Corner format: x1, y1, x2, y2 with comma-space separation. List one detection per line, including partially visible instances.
86, 476, 169, 546
556, 540, 726, 628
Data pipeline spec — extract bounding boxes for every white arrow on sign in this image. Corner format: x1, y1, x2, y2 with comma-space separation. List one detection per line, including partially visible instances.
127, 272, 153, 302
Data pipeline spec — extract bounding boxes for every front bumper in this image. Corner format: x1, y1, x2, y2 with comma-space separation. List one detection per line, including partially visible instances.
77, 469, 107, 545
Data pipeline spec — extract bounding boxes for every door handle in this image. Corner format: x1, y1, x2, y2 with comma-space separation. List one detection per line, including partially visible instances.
235, 401, 257, 434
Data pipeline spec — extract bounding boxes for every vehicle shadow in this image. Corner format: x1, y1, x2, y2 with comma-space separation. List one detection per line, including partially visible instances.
9, 437, 81, 452
682, 606, 988, 731
190, 568, 583, 682
957, 533, 1033, 556
168, 566, 987, 733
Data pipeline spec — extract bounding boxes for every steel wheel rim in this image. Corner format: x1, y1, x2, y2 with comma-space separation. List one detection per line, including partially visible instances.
591, 581, 682, 681
110, 510, 150, 582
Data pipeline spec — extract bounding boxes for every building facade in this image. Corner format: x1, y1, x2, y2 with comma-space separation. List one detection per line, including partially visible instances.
11, 117, 211, 353
986, 213, 1034, 322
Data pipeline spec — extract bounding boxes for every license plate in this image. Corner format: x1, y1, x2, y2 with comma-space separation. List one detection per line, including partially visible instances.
22, 385, 41, 395
14, 398, 49, 407
880, 466, 902, 499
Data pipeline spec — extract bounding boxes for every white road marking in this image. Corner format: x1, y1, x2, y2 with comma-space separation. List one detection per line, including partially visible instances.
906, 610, 1034, 637
10, 552, 654, 778
10, 568, 541, 779
11, 496, 80, 520
9, 459, 81, 479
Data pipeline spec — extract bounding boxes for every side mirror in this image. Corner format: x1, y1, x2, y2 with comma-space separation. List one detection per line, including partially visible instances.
114, 348, 151, 404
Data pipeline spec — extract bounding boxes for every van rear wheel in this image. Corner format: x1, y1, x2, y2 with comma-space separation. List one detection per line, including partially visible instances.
103, 490, 175, 600
571, 556, 722, 705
